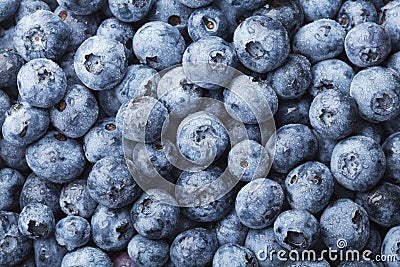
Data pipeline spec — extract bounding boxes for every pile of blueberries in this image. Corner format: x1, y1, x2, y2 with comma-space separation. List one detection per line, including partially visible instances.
1, 0, 400, 266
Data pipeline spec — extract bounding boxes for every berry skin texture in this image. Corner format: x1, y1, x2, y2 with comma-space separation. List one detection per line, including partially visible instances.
0, 48, 24, 87
309, 89, 358, 140
87, 156, 142, 209
214, 210, 249, 246
381, 225, 400, 267
382, 132, 400, 184
0, 89, 11, 128
337, 0, 378, 32
50, 84, 99, 138
127, 234, 170, 267
91, 205, 135, 251
57, 0, 105, 15
0, 168, 25, 211
350, 66, 400, 122
355, 181, 400, 228
381, 0, 400, 52
17, 58, 67, 108
212, 243, 259, 267
285, 161, 334, 214
33, 235, 67, 267
235, 178, 284, 229
133, 21, 185, 70
233, 15, 289, 73
55, 215, 91, 251
109, 0, 156, 22
187, 6, 229, 41
59, 179, 98, 219
2, 102, 49, 147
74, 36, 127, 91
320, 198, 370, 250
345, 22, 391, 67
131, 189, 180, 239
228, 139, 270, 182
61, 246, 113, 267
18, 203, 55, 240
293, 19, 346, 64
0, 211, 32, 266
0, 0, 21, 22
331, 135, 386, 192
273, 209, 320, 250
299, 0, 342, 22
267, 124, 318, 174
170, 227, 218, 267
13, 10, 70, 61
178, 0, 213, 8
15, 0, 51, 23
26, 131, 86, 184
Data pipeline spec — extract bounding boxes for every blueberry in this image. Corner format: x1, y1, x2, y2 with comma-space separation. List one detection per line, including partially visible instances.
115, 101, 129, 131
212, 0, 252, 36
182, 36, 238, 90
133, 21, 185, 70
384, 113, 400, 137
331, 135, 385, 191
0, 48, 24, 87
253, 0, 304, 38
131, 189, 180, 239
96, 17, 135, 58
176, 166, 234, 222
275, 96, 312, 128
337, 0, 377, 31
157, 66, 204, 118
312, 130, 338, 166
363, 225, 382, 259
245, 227, 286, 267
381, 225, 400, 267
354, 118, 384, 144
0, 0, 21, 22
20, 173, 61, 216
224, 75, 278, 124
267, 54, 312, 99
187, 6, 229, 41
178, 0, 213, 8
26, 131, 86, 183
15, 0, 51, 23
228, 139, 270, 182
87, 156, 142, 208
91, 205, 135, 251
225, 0, 267, 10
214, 210, 249, 246
55, 215, 90, 251
235, 178, 284, 229
61, 246, 113, 267
54, 6, 101, 52
148, 0, 194, 36
13, 10, 70, 61
177, 111, 229, 165
350, 66, 400, 122
273, 209, 320, 250
382, 132, 400, 184
233, 15, 289, 73
110, 250, 135, 267
50, 84, 98, 138
17, 58, 67, 108
122, 96, 168, 143
293, 19, 346, 64
320, 198, 370, 250
2, 102, 49, 147
381, 0, 400, 52
0, 90, 12, 126
285, 161, 334, 214
83, 117, 123, 163
310, 89, 358, 140
57, 0, 105, 15
33, 235, 67, 267
212, 243, 258, 266
355, 181, 400, 228
0, 168, 24, 211
74, 36, 127, 91
98, 88, 122, 117
18, 202, 55, 240
310, 59, 354, 97
267, 124, 318, 174
345, 22, 391, 67
109, 0, 155, 22
298, 0, 342, 22
127, 234, 170, 267
170, 227, 218, 267
225, 119, 262, 146
131, 140, 175, 179
59, 51, 83, 86
0, 138, 29, 171
59, 179, 98, 218
0, 211, 32, 266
